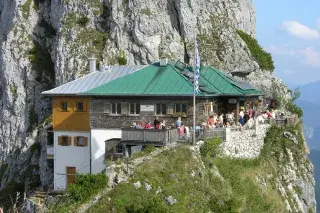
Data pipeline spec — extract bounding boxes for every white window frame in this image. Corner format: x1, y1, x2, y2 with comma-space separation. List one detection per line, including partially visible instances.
111, 103, 121, 115
155, 103, 167, 115
115, 144, 123, 154
60, 101, 68, 112
77, 137, 85, 146
174, 103, 187, 114
129, 103, 140, 115
76, 102, 85, 112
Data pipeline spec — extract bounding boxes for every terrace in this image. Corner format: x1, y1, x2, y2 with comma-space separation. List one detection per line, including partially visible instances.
120, 116, 299, 146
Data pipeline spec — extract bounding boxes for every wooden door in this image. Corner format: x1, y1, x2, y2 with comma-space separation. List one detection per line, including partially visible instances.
66, 167, 76, 185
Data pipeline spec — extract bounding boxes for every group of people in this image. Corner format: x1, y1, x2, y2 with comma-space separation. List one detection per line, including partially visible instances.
132, 117, 167, 130
130, 107, 280, 136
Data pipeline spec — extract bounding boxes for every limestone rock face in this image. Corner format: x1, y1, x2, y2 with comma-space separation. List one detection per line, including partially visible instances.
0, 0, 257, 178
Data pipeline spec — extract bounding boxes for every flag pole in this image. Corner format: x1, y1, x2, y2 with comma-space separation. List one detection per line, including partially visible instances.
193, 34, 196, 146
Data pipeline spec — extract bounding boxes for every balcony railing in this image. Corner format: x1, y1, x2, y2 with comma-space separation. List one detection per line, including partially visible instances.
121, 128, 179, 146
47, 146, 54, 159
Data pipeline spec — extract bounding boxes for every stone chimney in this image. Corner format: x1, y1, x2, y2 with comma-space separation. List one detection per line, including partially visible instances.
89, 58, 96, 73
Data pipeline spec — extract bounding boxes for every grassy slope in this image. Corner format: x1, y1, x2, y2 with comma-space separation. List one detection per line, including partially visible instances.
88, 124, 307, 213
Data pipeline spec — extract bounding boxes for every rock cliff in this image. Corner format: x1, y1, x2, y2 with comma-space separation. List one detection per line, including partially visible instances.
0, 0, 314, 212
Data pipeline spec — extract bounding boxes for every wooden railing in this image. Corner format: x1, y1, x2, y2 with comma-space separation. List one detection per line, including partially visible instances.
121, 128, 179, 146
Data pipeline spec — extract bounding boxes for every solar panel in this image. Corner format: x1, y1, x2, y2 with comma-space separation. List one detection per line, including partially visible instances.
42, 65, 147, 95
182, 71, 194, 78
174, 60, 187, 71
225, 75, 254, 90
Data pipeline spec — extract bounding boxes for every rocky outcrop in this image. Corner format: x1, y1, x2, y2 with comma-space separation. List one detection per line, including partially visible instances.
0, 0, 260, 189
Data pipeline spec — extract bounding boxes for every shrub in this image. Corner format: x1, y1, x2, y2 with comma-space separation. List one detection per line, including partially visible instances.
117, 51, 127, 65
287, 102, 303, 118
144, 145, 156, 154
200, 137, 222, 158
77, 16, 90, 27
48, 173, 108, 212
67, 173, 108, 202
124, 196, 169, 213
237, 30, 275, 71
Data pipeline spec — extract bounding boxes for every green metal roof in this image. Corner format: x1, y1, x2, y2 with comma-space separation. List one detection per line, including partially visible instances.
82, 62, 262, 97
83, 63, 199, 96
199, 66, 263, 96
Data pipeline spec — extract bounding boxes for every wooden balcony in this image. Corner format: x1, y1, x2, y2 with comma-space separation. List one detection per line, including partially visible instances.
121, 128, 179, 146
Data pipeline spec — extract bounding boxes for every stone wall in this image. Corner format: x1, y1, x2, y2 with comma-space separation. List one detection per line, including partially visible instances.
220, 124, 270, 159
90, 97, 210, 129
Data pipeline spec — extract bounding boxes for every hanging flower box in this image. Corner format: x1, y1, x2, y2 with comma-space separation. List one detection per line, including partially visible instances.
172, 112, 186, 118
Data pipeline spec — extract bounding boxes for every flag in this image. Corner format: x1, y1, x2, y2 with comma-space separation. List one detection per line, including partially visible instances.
195, 40, 200, 93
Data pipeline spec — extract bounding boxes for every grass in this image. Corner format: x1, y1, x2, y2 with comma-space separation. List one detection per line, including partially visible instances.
47, 173, 108, 212
237, 30, 275, 71
131, 145, 156, 159
67, 125, 307, 212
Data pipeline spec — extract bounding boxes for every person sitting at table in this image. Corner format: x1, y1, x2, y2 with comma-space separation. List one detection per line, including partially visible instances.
207, 115, 215, 128
144, 122, 152, 129
160, 120, 166, 130
176, 117, 182, 128
135, 121, 144, 129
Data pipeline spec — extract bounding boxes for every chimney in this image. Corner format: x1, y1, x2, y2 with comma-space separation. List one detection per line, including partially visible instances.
89, 58, 96, 73
159, 57, 168, 66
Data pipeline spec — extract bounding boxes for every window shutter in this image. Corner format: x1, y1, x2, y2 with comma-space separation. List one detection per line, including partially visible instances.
74, 137, 78, 146
58, 136, 62, 145
84, 102, 87, 111
67, 102, 72, 112
58, 102, 62, 112
121, 102, 128, 115
73, 102, 78, 112
84, 137, 88, 146
167, 103, 174, 114
68, 136, 72, 146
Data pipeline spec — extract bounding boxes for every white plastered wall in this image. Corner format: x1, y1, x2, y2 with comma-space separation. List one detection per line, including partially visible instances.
53, 131, 90, 190
90, 129, 121, 174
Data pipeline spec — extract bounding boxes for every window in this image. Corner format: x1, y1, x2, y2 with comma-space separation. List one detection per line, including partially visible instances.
75, 136, 88, 147
60, 101, 68, 112
58, 136, 70, 146
111, 103, 121, 115
76, 102, 85, 112
115, 144, 123, 153
174, 103, 187, 114
129, 103, 140, 115
156, 104, 167, 115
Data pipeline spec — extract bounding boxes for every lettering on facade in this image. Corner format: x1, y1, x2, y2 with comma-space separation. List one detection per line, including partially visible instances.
228, 99, 237, 104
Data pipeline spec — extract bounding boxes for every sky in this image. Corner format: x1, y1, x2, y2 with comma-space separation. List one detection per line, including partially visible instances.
253, 0, 320, 86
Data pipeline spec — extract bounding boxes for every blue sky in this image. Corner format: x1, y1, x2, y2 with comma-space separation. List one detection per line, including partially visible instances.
254, 0, 320, 86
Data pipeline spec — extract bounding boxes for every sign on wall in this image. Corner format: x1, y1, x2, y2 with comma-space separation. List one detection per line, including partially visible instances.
141, 105, 155, 112
228, 99, 237, 104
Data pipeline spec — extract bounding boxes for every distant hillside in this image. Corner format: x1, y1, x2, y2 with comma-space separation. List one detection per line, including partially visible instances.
298, 81, 320, 103
295, 81, 320, 149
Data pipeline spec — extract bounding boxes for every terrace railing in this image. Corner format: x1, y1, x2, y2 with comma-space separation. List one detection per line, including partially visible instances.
121, 128, 179, 146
